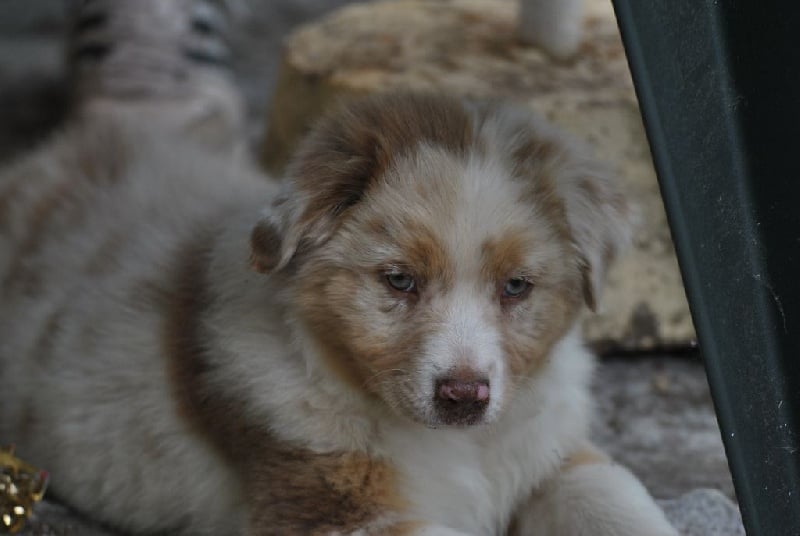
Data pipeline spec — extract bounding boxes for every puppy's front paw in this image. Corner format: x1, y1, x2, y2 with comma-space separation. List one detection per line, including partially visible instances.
516, 462, 678, 536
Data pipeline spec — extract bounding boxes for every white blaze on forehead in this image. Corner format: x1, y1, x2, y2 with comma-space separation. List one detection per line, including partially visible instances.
409, 150, 524, 379
419, 284, 507, 421
447, 153, 532, 268
448, 151, 569, 283
382, 144, 539, 270
425, 286, 503, 375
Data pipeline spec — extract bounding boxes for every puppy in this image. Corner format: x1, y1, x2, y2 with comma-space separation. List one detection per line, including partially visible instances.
0, 92, 676, 535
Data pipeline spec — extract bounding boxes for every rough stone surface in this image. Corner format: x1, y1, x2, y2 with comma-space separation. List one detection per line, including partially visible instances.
660, 489, 745, 536
592, 357, 735, 500
15, 501, 112, 536
19, 490, 747, 536
261, 0, 696, 352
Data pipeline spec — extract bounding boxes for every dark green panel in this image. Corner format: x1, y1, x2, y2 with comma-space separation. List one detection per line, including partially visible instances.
610, 1, 800, 534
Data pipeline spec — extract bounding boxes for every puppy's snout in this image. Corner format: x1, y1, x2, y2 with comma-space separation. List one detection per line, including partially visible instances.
434, 378, 490, 425
436, 379, 490, 402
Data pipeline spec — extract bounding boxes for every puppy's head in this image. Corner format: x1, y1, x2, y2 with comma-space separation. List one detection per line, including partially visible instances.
250, 94, 630, 427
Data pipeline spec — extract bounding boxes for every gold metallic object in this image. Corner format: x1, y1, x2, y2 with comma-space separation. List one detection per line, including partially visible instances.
0, 446, 48, 534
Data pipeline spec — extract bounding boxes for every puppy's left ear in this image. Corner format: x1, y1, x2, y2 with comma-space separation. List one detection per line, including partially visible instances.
556, 159, 633, 311
494, 104, 632, 311
478, 102, 632, 310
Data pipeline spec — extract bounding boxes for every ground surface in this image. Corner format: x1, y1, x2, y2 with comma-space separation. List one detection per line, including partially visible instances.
1, 1, 742, 534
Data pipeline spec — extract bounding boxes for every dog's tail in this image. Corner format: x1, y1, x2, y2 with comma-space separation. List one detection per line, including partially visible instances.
66, 0, 244, 144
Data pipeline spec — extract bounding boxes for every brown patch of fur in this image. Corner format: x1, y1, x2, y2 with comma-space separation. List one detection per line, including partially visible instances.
162, 235, 217, 438
292, 267, 375, 390
253, 95, 482, 391
164, 235, 408, 534
561, 444, 611, 473
494, 127, 608, 360
578, 255, 597, 311
481, 224, 584, 378
577, 177, 628, 219
364, 216, 390, 238
397, 222, 455, 291
247, 449, 408, 535
481, 231, 530, 283
514, 136, 562, 166
312, 330, 376, 391
510, 126, 630, 311
574, 177, 629, 310
495, 251, 584, 378
293, 261, 434, 393
510, 136, 573, 243
506, 513, 522, 536
287, 93, 475, 253
307, 317, 376, 390
249, 219, 283, 273
501, 286, 581, 378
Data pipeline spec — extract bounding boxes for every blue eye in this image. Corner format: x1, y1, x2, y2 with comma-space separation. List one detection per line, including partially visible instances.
386, 272, 416, 292
503, 277, 531, 298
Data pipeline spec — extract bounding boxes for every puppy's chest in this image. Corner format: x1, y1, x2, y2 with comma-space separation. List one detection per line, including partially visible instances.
378, 421, 547, 535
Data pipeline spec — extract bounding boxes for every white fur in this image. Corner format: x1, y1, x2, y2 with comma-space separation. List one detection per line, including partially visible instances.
377, 333, 594, 534
0, 123, 261, 534
517, 463, 678, 535
0, 102, 673, 535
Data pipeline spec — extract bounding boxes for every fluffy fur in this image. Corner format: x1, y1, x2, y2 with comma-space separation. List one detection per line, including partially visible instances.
0, 93, 675, 535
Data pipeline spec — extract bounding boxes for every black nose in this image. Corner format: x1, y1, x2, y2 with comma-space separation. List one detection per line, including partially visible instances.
434, 378, 490, 425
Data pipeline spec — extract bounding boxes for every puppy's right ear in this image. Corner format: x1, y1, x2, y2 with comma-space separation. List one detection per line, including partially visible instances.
247, 102, 384, 275
249, 212, 284, 274
247, 98, 384, 275
249, 93, 474, 275
248, 189, 307, 274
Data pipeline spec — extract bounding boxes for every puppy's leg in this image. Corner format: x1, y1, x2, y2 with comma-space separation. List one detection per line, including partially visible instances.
242, 447, 475, 536
67, 0, 244, 148
518, 0, 585, 59
511, 444, 678, 536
